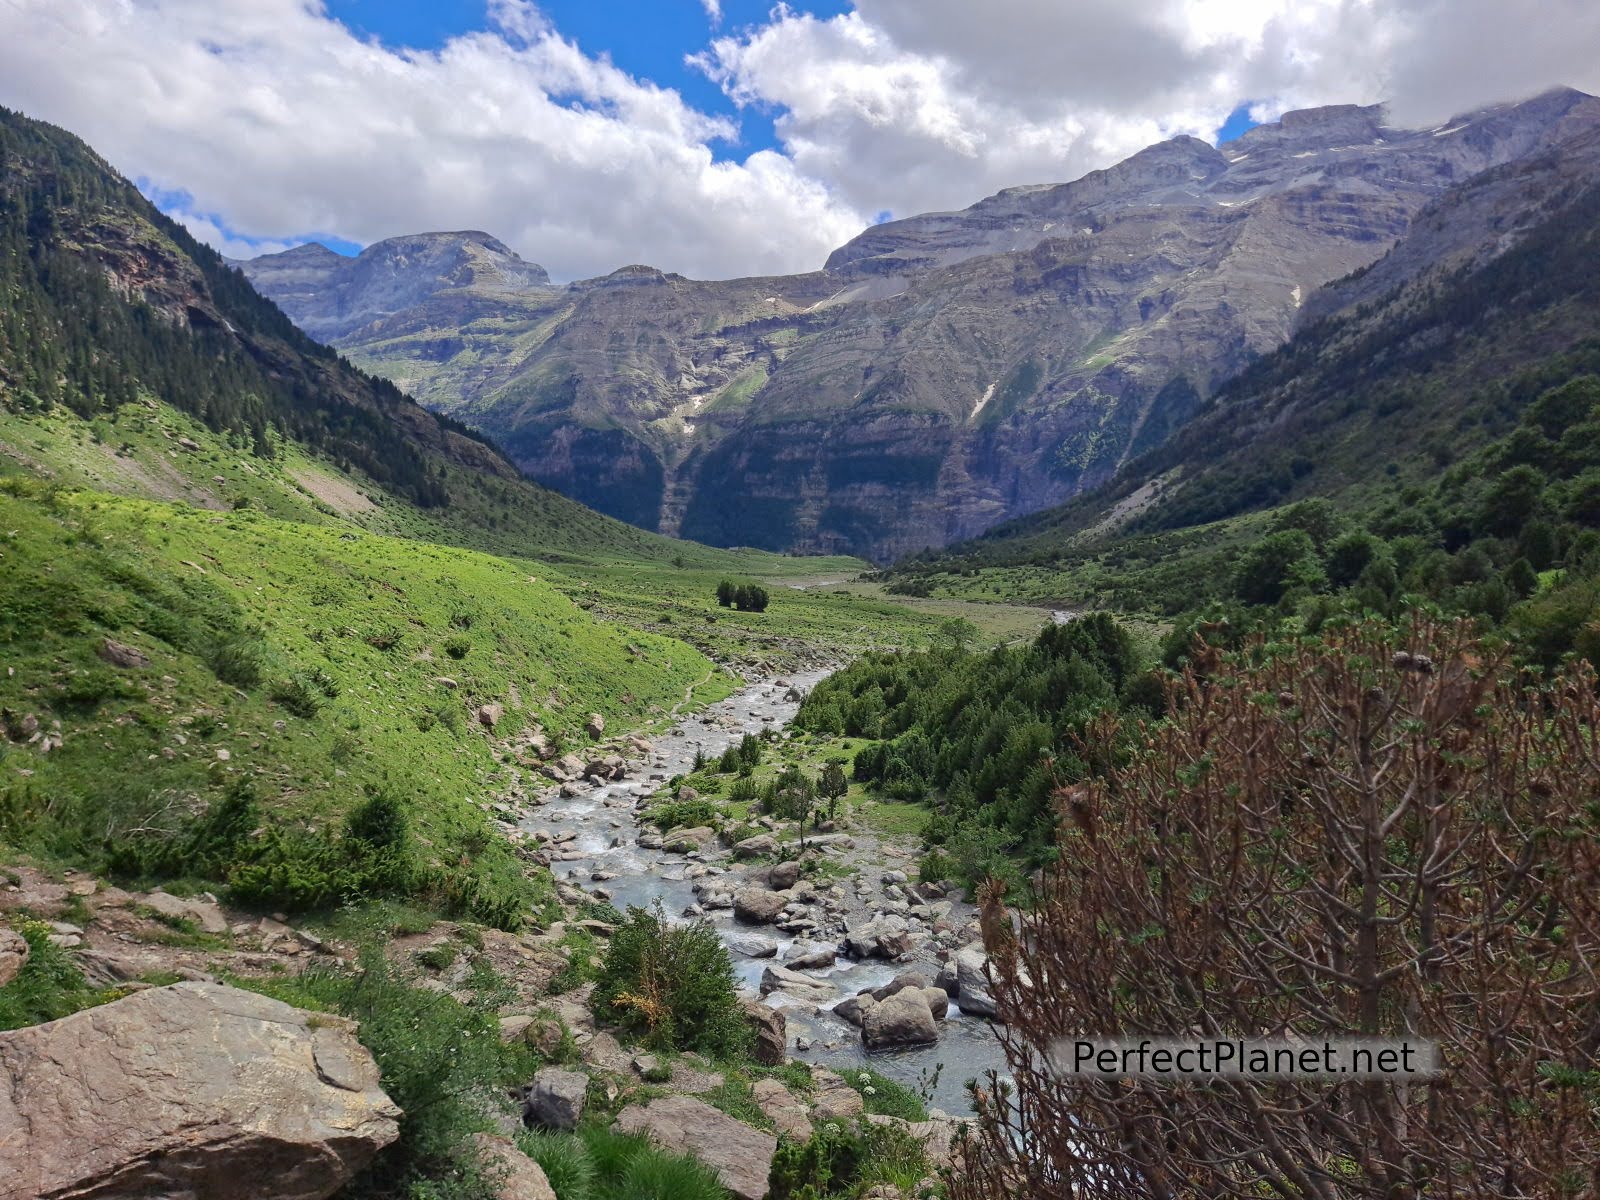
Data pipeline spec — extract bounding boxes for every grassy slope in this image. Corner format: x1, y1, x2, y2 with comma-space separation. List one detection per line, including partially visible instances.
0, 476, 725, 896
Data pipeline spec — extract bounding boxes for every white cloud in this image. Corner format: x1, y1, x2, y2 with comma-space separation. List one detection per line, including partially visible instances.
0, 0, 862, 280
0, 1, 1595, 281
697, 0, 1600, 223
701, 0, 724, 28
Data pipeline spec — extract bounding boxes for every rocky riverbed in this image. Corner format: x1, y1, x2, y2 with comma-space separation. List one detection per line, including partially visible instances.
517, 671, 1008, 1113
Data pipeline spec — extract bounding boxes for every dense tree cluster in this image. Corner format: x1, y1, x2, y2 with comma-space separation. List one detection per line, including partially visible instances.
715, 580, 770, 611
796, 614, 1147, 884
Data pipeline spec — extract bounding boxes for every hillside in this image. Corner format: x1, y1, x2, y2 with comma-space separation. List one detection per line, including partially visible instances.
879, 126, 1600, 670
0, 105, 865, 574
242, 90, 1600, 561
0, 104, 968, 927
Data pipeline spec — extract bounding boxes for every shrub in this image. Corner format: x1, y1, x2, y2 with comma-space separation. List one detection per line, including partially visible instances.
269, 673, 324, 718
205, 631, 264, 687
244, 944, 529, 1199
955, 617, 1600, 1199
593, 903, 749, 1058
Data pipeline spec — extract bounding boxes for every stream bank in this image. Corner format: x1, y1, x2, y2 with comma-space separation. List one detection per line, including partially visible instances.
518, 671, 1007, 1114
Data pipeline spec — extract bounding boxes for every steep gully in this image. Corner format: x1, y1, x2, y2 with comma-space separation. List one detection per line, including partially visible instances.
519, 671, 1007, 1113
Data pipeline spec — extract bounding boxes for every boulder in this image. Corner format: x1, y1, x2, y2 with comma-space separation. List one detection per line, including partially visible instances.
921, 986, 950, 1021
861, 988, 939, 1050
727, 932, 779, 958
844, 916, 912, 961
783, 941, 836, 970
0, 982, 398, 1200
664, 826, 715, 853
477, 702, 505, 729
733, 833, 777, 859
734, 887, 789, 924
760, 964, 836, 1001
98, 638, 149, 669
613, 1096, 777, 1200
523, 1067, 588, 1131
934, 961, 959, 996
832, 992, 876, 1028
584, 713, 605, 739
0, 928, 27, 988
741, 999, 787, 1066
870, 972, 931, 1002
954, 946, 998, 1017
473, 1133, 557, 1200
751, 1077, 812, 1141
766, 860, 803, 890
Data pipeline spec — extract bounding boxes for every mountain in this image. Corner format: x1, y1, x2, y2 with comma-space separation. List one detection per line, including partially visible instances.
880, 116, 1600, 639
0, 105, 817, 568
241, 88, 1600, 562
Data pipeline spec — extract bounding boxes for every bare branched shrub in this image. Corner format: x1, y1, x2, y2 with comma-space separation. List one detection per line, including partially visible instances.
954, 616, 1600, 1200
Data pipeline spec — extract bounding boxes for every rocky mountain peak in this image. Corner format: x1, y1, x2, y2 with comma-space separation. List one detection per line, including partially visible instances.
240, 88, 1600, 563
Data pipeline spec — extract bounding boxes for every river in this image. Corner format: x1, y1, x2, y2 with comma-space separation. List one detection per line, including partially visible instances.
519, 671, 1007, 1115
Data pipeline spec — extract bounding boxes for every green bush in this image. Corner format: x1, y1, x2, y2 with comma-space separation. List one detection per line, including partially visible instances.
519, 1126, 730, 1200
244, 943, 531, 1200
646, 797, 723, 831
0, 920, 119, 1031
593, 903, 749, 1058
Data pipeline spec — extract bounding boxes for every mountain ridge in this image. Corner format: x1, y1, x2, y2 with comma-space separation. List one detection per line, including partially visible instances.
240, 87, 1600, 563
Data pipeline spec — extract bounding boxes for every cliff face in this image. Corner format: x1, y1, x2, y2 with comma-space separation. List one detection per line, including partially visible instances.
242, 89, 1600, 562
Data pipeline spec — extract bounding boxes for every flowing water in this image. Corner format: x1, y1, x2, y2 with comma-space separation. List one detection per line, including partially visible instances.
519, 671, 1007, 1114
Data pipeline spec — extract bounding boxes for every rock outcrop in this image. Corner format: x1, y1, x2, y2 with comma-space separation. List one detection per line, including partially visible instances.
613, 1095, 778, 1200
0, 982, 399, 1200
0, 928, 27, 988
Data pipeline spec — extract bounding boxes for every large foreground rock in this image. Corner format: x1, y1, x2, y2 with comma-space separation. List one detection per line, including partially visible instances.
614, 1095, 777, 1200
0, 981, 399, 1200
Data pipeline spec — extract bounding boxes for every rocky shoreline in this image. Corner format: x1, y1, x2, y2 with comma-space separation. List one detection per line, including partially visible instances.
499, 669, 1007, 1112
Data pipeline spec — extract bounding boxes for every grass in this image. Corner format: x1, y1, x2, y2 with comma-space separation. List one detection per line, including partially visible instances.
0, 918, 123, 1031
0, 477, 727, 922
518, 1125, 730, 1200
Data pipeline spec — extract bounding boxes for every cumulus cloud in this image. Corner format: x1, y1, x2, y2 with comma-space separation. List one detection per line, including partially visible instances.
0, 0, 862, 279
0, 0, 1594, 280
696, 0, 1600, 225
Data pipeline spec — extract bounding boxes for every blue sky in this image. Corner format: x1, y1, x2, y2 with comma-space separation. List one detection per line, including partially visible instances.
327, 0, 854, 161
